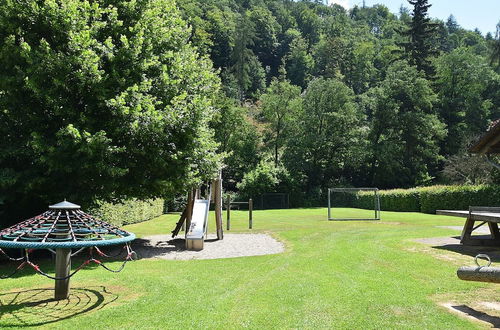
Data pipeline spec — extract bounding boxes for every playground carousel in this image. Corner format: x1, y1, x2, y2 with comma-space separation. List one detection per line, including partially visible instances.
0, 200, 136, 300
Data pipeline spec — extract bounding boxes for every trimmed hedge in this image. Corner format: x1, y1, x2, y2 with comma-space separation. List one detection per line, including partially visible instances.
355, 188, 420, 212
352, 185, 500, 214
419, 185, 500, 213
90, 198, 164, 227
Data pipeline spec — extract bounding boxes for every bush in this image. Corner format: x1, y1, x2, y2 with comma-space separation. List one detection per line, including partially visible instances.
90, 199, 164, 227
419, 185, 500, 213
351, 185, 500, 214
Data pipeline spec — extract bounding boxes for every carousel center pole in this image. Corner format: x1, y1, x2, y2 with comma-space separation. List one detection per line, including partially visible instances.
54, 248, 71, 300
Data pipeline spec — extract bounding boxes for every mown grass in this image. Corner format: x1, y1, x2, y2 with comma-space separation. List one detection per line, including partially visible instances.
0, 208, 498, 329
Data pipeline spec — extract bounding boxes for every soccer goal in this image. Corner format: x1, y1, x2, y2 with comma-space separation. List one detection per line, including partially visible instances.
327, 188, 381, 221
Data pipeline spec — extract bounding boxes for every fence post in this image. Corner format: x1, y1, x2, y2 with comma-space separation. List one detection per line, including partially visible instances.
327, 188, 331, 220
214, 171, 223, 240
226, 196, 231, 230
249, 198, 253, 229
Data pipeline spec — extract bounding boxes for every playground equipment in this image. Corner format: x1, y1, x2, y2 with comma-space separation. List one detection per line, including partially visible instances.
226, 196, 253, 230
457, 254, 500, 283
327, 188, 381, 221
171, 171, 223, 251
0, 200, 136, 300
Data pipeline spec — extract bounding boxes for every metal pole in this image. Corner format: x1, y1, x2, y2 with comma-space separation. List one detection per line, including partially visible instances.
54, 248, 71, 300
226, 196, 231, 230
249, 198, 253, 229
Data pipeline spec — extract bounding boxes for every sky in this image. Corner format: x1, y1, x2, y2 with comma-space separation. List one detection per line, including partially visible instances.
329, 0, 499, 36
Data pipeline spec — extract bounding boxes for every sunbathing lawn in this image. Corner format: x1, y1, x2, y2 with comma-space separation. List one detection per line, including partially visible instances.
0, 208, 498, 329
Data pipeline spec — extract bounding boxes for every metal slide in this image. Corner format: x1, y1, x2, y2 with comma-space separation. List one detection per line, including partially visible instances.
185, 199, 210, 251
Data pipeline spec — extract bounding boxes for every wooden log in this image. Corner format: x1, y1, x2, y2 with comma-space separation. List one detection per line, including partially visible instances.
226, 196, 231, 231
54, 248, 71, 300
214, 171, 223, 240
457, 266, 500, 283
249, 198, 253, 229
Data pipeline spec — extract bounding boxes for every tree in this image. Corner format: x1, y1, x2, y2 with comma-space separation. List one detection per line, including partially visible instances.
248, 6, 281, 78
260, 79, 302, 166
284, 35, 314, 89
0, 0, 221, 222
231, 12, 265, 100
435, 48, 497, 155
211, 95, 261, 188
396, 0, 438, 77
365, 61, 445, 187
284, 78, 366, 195
446, 15, 460, 34
491, 22, 500, 72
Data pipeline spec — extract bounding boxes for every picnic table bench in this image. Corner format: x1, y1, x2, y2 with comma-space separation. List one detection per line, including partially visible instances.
436, 207, 500, 246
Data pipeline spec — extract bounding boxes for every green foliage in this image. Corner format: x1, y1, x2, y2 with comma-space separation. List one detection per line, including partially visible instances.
237, 159, 280, 200
260, 79, 302, 165
211, 95, 261, 186
418, 185, 500, 213
284, 35, 314, 88
435, 47, 498, 155
284, 77, 366, 195
0, 0, 221, 223
90, 198, 164, 227
356, 189, 420, 212
354, 185, 500, 214
395, 0, 438, 76
365, 61, 445, 188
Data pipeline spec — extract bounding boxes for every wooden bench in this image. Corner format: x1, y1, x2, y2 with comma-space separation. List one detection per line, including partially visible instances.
436, 207, 500, 246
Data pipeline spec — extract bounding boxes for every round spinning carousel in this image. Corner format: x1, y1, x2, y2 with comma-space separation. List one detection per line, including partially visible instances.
0, 201, 136, 300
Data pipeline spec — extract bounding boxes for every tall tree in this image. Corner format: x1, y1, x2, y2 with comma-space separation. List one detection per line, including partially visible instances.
284, 78, 365, 195
365, 61, 445, 187
491, 22, 500, 72
396, 0, 438, 77
230, 13, 265, 100
0, 0, 221, 223
260, 79, 302, 166
435, 48, 497, 155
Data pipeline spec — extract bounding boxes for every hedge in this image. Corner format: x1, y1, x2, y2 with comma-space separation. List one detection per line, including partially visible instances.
90, 198, 165, 227
355, 188, 420, 212
351, 185, 500, 214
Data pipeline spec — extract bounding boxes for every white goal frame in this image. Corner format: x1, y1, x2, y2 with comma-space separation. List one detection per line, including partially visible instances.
328, 188, 381, 221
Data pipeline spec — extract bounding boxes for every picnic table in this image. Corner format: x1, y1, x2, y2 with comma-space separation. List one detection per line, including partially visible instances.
436, 207, 500, 246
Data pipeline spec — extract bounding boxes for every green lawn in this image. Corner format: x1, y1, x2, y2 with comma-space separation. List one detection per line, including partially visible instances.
0, 208, 498, 329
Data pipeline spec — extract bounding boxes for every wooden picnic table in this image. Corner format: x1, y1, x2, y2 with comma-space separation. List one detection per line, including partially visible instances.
436, 208, 500, 246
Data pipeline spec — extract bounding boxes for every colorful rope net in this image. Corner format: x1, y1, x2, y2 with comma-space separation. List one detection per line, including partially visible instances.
0, 201, 136, 280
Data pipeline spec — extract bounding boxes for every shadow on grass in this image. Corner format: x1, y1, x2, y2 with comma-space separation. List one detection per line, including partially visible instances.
429, 235, 500, 262
447, 304, 500, 328
0, 286, 118, 327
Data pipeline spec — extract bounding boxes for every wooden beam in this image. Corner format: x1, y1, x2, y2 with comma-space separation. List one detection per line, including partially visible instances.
214, 171, 223, 240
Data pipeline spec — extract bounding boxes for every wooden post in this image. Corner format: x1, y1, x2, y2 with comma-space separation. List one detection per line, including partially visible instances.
226, 196, 231, 231
249, 198, 253, 229
54, 248, 71, 300
214, 171, 223, 240
185, 189, 195, 235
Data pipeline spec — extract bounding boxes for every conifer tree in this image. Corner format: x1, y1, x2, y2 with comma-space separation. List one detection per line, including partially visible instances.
396, 0, 438, 77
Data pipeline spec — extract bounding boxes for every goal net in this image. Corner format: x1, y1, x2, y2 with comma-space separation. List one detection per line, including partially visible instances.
327, 188, 380, 221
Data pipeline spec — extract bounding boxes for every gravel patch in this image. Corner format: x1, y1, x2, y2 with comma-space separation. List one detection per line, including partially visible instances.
436, 225, 490, 234
132, 233, 285, 260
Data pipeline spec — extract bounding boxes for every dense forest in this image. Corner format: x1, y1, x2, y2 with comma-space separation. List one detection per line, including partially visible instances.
177, 0, 500, 205
1, 0, 500, 220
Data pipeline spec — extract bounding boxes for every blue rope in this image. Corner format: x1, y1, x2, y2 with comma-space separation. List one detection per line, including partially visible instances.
0, 233, 135, 249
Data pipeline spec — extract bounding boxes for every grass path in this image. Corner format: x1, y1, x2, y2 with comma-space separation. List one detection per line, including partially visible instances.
0, 208, 498, 329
